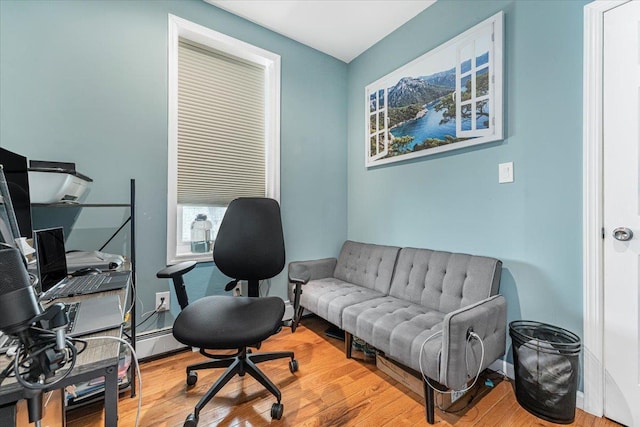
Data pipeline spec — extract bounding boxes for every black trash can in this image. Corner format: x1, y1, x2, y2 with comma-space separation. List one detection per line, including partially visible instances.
509, 320, 581, 424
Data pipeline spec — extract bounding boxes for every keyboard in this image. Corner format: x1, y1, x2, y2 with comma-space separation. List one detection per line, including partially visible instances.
48, 275, 108, 299
65, 302, 80, 334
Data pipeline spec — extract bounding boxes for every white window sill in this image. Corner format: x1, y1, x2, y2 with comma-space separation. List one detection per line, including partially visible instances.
168, 252, 214, 265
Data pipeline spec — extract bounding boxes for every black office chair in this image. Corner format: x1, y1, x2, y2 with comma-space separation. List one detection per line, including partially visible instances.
157, 198, 298, 427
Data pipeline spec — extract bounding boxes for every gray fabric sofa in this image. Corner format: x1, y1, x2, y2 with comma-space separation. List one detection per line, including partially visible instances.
288, 240, 506, 424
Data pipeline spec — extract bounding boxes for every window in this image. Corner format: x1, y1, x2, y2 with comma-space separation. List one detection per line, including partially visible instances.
167, 15, 280, 264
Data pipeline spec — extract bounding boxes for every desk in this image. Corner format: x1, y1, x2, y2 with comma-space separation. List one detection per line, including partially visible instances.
0, 283, 131, 427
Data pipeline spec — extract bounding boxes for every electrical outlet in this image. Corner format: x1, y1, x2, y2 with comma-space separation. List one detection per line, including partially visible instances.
233, 283, 242, 296
156, 291, 170, 312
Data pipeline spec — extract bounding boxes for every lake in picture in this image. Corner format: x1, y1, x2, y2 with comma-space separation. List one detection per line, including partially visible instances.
390, 100, 459, 150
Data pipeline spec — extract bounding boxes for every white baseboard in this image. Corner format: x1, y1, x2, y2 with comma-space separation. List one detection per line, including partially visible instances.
577, 391, 584, 411
489, 358, 514, 379
136, 327, 186, 360
487, 359, 584, 410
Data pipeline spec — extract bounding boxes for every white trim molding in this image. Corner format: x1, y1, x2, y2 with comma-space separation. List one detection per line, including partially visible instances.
166, 14, 281, 265
582, 0, 629, 417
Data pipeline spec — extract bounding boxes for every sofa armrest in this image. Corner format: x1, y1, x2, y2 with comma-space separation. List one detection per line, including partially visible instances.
439, 295, 507, 389
287, 258, 337, 332
288, 264, 311, 285
288, 258, 337, 283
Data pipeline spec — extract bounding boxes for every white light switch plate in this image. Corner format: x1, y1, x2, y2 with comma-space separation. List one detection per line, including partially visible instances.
498, 162, 514, 183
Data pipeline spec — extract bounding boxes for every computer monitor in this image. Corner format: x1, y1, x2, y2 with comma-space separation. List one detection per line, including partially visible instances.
0, 148, 33, 239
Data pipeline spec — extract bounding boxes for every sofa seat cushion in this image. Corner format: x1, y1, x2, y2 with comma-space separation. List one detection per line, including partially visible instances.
300, 278, 386, 328
342, 297, 445, 377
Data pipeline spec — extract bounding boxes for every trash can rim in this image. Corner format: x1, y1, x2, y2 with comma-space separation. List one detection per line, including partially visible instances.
509, 320, 581, 346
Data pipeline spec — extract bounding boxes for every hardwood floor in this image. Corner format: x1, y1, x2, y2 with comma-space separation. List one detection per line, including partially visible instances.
67, 316, 620, 427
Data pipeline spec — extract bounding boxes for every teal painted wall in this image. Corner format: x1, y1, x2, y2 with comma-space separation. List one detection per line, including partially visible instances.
347, 0, 587, 350
0, 0, 590, 369
0, 0, 348, 329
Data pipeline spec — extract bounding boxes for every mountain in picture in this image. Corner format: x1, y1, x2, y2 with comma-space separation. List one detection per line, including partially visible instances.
419, 67, 456, 89
387, 76, 451, 108
384, 67, 462, 158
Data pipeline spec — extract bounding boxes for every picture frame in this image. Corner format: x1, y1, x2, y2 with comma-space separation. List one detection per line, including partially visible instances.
365, 11, 504, 167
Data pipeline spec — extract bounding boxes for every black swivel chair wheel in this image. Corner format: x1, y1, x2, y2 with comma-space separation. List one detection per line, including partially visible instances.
289, 359, 298, 373
186, 371, 198, 387
184, 413, 198, 427
271, 402, 284, 420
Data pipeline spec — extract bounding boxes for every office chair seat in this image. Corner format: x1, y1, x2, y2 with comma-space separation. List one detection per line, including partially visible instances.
173, 295, 284, 349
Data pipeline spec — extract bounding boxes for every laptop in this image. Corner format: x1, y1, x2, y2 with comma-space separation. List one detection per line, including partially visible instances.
62, 294, 124, 337
0, 294, 124, 351
34, 227, 130, 301
0, 296, 125, 342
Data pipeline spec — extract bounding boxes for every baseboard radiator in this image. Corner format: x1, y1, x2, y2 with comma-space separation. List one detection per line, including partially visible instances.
136, 327, 186, 360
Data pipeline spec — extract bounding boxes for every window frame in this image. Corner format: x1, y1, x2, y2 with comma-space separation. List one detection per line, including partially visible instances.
455, 25, 495, 138
367, 87, 389, 161
167, 14, 280, 264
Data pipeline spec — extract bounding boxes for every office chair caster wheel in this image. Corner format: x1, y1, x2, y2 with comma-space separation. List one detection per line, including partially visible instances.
289, 359, 298, 373
184, 413, 198, 427
186, 371, 198, 387
271, 402, 284, 420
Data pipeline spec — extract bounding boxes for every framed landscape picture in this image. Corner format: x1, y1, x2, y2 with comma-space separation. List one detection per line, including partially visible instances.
365, 12, 504, 167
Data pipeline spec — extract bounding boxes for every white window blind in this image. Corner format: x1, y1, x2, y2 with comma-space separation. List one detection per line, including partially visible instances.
177, 40, 266, 206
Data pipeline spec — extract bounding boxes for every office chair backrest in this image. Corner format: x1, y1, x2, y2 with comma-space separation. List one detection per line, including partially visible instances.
214, 198, 285, 281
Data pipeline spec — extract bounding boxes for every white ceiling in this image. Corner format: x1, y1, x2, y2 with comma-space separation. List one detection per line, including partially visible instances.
205, 0, 436, 63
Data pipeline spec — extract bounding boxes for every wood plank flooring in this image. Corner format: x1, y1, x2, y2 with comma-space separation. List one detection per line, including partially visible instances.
67, 316, 620, 426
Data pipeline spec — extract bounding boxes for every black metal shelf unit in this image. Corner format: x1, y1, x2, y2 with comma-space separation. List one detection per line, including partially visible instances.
32, 179, 137, 398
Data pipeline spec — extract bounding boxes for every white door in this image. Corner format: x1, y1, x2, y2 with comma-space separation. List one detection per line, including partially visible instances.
603, 1, 640, 426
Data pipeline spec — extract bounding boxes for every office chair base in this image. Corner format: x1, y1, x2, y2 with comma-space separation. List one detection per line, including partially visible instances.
186, 348, 296, 425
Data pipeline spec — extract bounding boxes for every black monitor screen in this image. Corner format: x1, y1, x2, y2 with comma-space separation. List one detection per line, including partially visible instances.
0, 148, 33, 239
34, 227, 67, 293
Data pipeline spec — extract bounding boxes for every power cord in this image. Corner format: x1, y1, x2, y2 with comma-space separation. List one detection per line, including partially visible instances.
136, 298, 166, 329
259, 279, 271, 297
124, 278, 138, 320
0, 327, 87, 390
419, 329, 485, 396
82, 336, 142, 427
135, 284, 144, 317
435, 369, 505, 413
13, 340, 77, 390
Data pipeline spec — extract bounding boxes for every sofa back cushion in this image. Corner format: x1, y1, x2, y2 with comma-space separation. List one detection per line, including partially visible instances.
333, 241, 400, 294
389, 248, 502, 313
